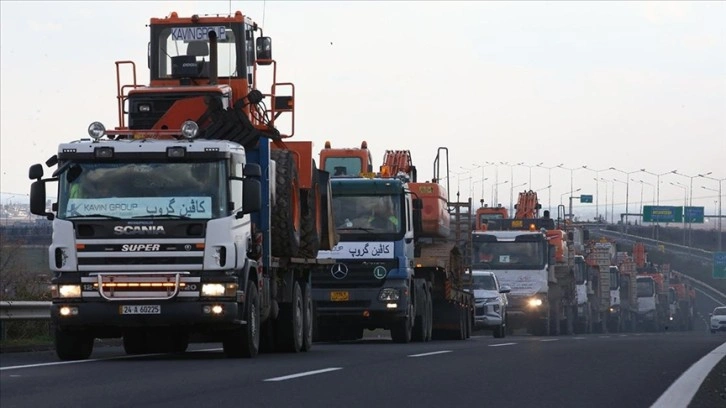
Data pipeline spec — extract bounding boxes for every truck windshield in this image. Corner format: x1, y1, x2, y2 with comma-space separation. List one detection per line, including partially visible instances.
155, 25, 240, 79
324, 157, 363, 177
57, 161, 227, 220
473, 241, 546, 270
637, 280, 654, 297
331, 194, 403, 237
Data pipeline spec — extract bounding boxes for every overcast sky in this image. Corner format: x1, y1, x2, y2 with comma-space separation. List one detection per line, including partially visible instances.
1, 1, 724, 220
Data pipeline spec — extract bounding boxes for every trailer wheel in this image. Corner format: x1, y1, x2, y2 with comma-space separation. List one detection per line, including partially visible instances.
276, 281, 304, 352
270, 150, 301, 257
299, 162, 322, 257
424, 286, 433, 342
301, 281, 314, 352
223, 280, 260, 358
54, 327, 93, 361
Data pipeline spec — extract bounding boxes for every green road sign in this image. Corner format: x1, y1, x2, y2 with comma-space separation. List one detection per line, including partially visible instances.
580, 195, 593, 203
684, 206, 704, 223
714, 252, 726, 279
643, 205, 683, 223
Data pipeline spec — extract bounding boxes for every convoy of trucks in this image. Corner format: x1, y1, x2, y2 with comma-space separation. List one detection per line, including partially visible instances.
24, 9, 701, 361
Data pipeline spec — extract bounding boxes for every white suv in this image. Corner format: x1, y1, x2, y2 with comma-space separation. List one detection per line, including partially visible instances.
471, 271, 511, 338
710, 306, 726, 333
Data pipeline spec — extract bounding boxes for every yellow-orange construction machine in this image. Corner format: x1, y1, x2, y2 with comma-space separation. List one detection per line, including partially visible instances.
29, 10, 337, 361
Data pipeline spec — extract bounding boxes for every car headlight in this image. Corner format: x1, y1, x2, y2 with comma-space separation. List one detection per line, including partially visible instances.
528, 298, 543, 307
378, 288, 400, 301
202, 283, 238, 297
52, 284, 81, 298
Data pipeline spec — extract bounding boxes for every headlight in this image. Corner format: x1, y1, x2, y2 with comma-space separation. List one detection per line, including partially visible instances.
378, 288, 400, 301
202, 283, 238, 297
181, 120, 199, 139
484, 297, 499, 304
528, 298, 543, 307
88, 121, 106, 140
53, 285, 81, 298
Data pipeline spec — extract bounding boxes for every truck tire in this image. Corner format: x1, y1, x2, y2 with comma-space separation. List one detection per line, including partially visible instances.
54, 327, 93, 361
301, 281, 314, 352
391, 302, 414, 343
270, 150, 301, 257
424, 287, 433, 342
412, 286, 427, 342
299, 163, 321, 258
275, 281, 304, 352
223, 280, 260, 358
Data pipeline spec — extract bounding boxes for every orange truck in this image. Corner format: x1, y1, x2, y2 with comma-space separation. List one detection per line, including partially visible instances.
29, 10, 337, 360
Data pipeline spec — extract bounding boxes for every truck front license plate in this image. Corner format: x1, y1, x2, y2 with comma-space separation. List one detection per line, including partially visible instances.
330, 291, 349, 302
120, 305, 161, 315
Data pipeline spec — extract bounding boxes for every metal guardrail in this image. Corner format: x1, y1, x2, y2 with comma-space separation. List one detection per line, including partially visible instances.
0, 301, 51, 321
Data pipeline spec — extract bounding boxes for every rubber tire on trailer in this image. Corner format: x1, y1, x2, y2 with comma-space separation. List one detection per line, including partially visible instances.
275, 281, 304, 353
299, 161, 322, 258
223, 280, 260, 358
301, 281, 314, 352
54, 327, 94, 361
123, 329, 148, 355
270, 149, 301, 257
391, 302, 414, 343
424, 287, 433, 342
412, 288, 427, 342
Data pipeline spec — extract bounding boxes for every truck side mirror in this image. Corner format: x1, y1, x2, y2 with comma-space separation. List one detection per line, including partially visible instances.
499, 285, 511, 294
256, 37, 272, 65
241, 178, 261, 214
30, 180, 53, 219
243, 163, 261, 177
29, 163, 44, 180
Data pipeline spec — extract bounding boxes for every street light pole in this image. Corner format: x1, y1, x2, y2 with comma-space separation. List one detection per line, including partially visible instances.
537, 163, 563, 217
670, 181, 688, 245
597, 178, 608, 223
675, 171, 711, 246
640, 169, 677, 241
612, 178, 628, 226
492, 180, 509, 207
699, 175, 725, 251
608, 167, 641, 233
582, 166, 606, 221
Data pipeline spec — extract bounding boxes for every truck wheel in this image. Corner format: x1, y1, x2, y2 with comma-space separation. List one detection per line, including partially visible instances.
299, 162, 321, 257
223, 280, 260, 358
54, 327, 93, 361
270, 149, 301, 257
391, 302, 414, 343
412, 287, 427, 342
424, 287, 433, 342
123, 329, 148, 355
301, 281, 314, 352
276, 281, 304, 352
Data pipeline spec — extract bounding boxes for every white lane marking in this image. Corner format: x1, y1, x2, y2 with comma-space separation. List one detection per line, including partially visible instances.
540, 339, 559, 342
599, 335, 610, 338
651, 341, 726, 408
0, 347, 223, 371
489, 342, 517, 347
408, 350, 452, 358
574, 337, 586, 340
263, 367, 342, 382
619, 334, 628, 337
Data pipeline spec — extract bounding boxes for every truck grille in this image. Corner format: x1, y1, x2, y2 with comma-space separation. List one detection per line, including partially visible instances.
76, 238, 205, 271
313, 261, 397, 289
81, 273, 200, 300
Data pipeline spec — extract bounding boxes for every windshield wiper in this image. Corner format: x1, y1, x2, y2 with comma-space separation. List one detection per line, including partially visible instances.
67, 214, 122, 220
337, 227, 373, 232
132, 214, 191, 219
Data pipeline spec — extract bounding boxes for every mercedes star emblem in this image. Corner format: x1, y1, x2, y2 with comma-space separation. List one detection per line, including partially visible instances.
331, 263, 349, 279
